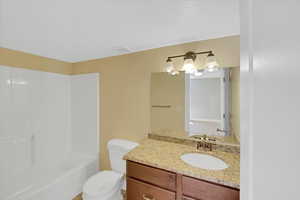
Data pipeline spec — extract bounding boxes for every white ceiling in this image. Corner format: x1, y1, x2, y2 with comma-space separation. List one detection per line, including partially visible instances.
0, 0, 239, 62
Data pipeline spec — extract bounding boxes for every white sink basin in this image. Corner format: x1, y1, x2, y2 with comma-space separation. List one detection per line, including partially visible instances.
181, 153, 228, 170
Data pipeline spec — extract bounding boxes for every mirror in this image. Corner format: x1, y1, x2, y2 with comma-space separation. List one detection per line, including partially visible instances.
150, 67, 240, 144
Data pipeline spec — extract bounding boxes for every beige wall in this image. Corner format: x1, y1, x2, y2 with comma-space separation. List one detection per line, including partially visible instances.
72, 35, 240, 170
0, 47, 72, 74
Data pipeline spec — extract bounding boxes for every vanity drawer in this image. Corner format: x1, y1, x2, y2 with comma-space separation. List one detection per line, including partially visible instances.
127, 161, 176, 191
127, 177, 176, 200
182, 176, 239, 200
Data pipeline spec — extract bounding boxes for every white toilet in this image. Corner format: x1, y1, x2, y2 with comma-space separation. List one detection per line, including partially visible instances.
82, 139, 138, 200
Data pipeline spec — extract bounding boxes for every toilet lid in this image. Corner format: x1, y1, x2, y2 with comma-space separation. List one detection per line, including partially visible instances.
83, 171, 123, 197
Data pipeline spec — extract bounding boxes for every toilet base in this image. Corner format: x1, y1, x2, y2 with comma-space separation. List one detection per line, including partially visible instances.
82, 189, 122, 200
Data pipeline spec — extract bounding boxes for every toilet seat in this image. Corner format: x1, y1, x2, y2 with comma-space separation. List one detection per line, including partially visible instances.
83, 170, 123, 198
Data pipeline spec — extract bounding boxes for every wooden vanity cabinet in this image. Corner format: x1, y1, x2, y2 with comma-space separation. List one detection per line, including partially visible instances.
126, 161, 239, 200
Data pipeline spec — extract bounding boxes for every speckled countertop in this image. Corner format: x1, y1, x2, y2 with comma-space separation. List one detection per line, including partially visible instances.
124, 139, 240, 189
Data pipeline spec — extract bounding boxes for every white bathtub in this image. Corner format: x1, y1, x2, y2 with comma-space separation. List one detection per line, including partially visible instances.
1, 153, 98, 200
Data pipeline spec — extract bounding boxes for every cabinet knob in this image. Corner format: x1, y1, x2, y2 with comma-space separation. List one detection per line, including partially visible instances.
143, 194, 155, 200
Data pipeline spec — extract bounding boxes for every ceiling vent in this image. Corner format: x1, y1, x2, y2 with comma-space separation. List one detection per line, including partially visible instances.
113, 47, 131, 55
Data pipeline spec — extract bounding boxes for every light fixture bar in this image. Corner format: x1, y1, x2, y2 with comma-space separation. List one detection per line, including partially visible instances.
167, 54, 186, 59
195, 51, 213, 55
167, 51, 213, 60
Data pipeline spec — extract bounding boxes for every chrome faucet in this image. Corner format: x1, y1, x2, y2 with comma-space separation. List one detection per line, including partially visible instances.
194, 135, 216, 151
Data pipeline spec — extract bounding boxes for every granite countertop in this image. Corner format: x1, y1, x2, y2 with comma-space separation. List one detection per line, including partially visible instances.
124, 139, 240, 189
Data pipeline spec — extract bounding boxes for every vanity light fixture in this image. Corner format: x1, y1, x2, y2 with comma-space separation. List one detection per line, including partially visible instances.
182, 51, 197, 74
205, 52, 219, 72
165, 51, 219, 76
165, 57, 175, 73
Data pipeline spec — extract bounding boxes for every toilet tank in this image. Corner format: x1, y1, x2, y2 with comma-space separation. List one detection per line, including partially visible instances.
107, 139, 139, 174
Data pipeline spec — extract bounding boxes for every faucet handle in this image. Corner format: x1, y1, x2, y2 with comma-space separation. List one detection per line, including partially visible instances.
208, 137, 217, 142
196, 141, 204, 150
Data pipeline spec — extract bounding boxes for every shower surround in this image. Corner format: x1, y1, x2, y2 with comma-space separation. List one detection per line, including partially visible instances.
0, 66, 99, 200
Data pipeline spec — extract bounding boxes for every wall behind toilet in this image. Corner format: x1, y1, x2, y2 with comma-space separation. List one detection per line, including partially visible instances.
72, 35, 240, 170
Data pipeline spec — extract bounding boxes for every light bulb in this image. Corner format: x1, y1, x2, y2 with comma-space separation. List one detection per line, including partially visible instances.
206, 67, 219, 72
194, 69, 204, 76
170, 70, 179, 76
182, 58, 196, 74
205, 53, 219, 70
165, 58, 174, 73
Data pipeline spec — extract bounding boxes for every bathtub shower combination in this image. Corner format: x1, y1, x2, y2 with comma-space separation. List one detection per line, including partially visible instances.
0, 66, 99, 200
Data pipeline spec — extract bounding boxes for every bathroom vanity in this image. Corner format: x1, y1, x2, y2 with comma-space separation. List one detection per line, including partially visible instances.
134, 70, 241, 199
124, 139, 240, 200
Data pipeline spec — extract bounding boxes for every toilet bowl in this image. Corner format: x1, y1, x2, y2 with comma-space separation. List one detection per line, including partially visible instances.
82, 139, 138, 200
83, 171, 123, 200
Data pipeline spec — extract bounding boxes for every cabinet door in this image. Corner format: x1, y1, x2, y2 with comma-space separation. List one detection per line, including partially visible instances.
182, 176, 239, 200
127, 178, 176, 200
